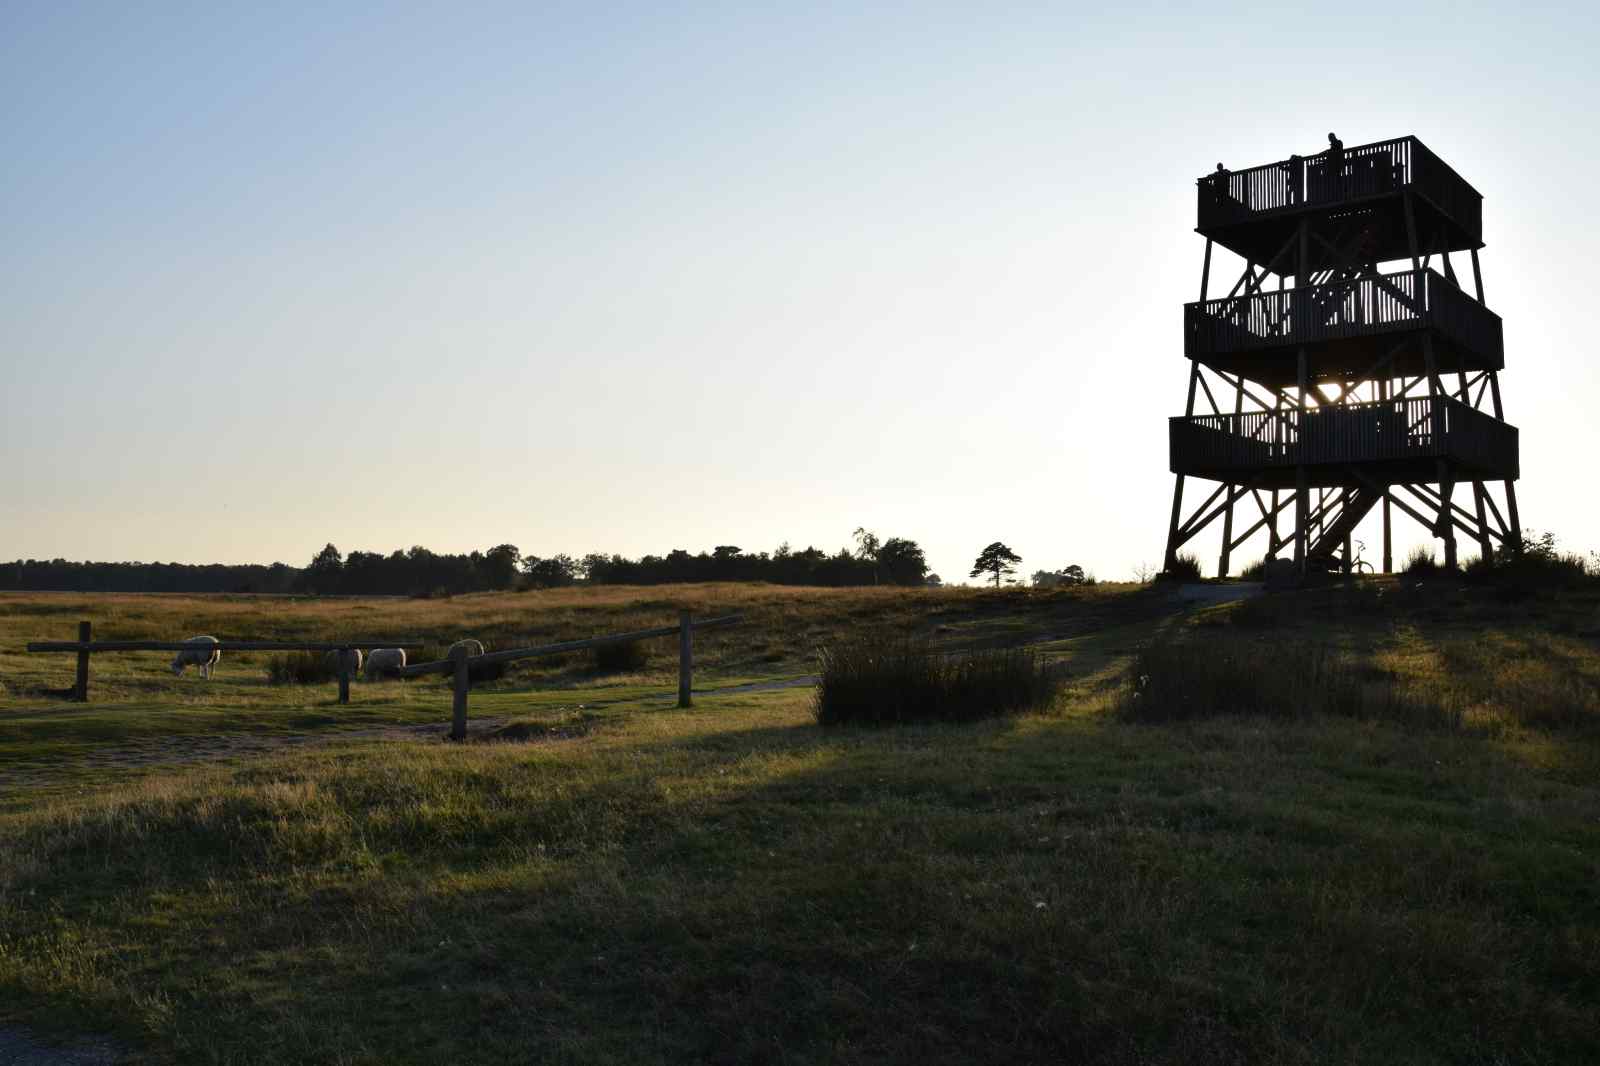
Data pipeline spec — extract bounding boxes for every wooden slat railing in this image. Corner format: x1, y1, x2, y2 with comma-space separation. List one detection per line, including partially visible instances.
1169, 395, 1516, 477
1410, 140, 1483, 245
1195, 136, 1481, 241
1184, 268, 1502, 365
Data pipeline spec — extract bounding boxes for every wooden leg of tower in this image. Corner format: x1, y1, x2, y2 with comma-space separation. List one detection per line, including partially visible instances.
1165, 362, 1203, 572
1218, 483, 1235, 578
1267, 491, 1280, 557
1382, 494, 1393, 573
1294, 468, 1308, 573
1437, 462, 1458, 570
1342, 500, 1352, 576
1472, 482, 1493, 562
1217, 370, 1244, 579
1164, 476, 1186, 572
1486, 371, 1523, 547
1295, 347, 1308, 574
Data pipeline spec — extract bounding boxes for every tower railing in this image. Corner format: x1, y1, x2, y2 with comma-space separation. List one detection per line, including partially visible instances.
1183, 268, 1502, 365
1169, 395, 1517, 478
1196, 136, 1481, 240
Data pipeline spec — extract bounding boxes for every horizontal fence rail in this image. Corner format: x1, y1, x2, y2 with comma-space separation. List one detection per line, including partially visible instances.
395, 614, 743, 677
1170, 396, 1517, 477
1196, 136, 1481, 240
403, 612, 745, 740
1184, 269, 1503, 364
26, 640, 425, 653
24, 626, 427, 704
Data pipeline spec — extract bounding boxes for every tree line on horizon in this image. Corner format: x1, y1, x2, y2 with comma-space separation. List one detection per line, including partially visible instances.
1, 531, 933, 595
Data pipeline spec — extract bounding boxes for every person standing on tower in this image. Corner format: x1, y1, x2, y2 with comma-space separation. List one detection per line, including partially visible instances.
1326, 132, 1345, 194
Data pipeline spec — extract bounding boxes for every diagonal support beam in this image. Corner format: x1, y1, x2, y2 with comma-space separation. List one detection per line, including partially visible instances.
1173, 482, 1256, 550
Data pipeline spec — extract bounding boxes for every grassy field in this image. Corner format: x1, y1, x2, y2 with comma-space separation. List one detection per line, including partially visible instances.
2, 580, 1599, 1064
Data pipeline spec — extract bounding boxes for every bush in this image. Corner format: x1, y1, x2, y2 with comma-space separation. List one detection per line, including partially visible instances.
1237, 558, 1265, 581
592, 640, 650, 673
1120, 632, 1458, 730
1468, 530, 1591, 590
265, 651, 338, 685
1402, 546, 1441, 576
814, 637, 1061, 727
1160, 552, 1203, 582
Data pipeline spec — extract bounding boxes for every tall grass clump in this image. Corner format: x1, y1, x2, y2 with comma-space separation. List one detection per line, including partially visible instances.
264, 651, 339, 685
1120, 632, 1459, 730
1403, 546, 1441, 576
814, 636, 1059, 727
1465, 529, 1592, 592
1160, 552, 1203, 582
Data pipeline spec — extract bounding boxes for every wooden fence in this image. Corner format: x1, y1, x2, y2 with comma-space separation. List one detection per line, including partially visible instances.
396, 611, 743, 740
23, 613, 743, 740
25, 624, 424, 704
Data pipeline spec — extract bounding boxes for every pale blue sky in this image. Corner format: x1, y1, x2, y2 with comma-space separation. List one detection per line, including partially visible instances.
4, 2, 1598, 581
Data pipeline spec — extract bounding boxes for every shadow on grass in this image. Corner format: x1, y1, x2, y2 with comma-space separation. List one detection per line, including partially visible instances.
5, 703, 1598, 1065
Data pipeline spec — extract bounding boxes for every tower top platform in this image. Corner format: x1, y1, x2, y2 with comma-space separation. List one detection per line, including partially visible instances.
1197, 136, 1482, 269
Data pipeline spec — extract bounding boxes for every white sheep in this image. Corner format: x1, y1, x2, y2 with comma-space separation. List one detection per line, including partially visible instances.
325, 648, 364, 676
171, 636, 221, 679
364, 647, 407, 681
447, 638, 485, 659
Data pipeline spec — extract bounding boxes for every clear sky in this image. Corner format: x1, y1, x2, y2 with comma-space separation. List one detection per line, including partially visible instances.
4, 2, 1598, 582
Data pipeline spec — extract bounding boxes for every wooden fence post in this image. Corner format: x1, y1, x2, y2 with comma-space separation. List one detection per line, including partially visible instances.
450, 645, 469, 740
337, 648, 351, 706
678, 610, 692, 708
75, 621, 91, 702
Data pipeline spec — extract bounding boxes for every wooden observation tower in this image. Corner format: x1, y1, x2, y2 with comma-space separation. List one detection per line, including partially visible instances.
1163, 135, 1521, 576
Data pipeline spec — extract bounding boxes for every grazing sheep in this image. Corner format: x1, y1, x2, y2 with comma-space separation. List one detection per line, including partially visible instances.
171, 636, 221, 679
447, 638, 485, 659
364, 647, 407, 681
324, 648, 363, 676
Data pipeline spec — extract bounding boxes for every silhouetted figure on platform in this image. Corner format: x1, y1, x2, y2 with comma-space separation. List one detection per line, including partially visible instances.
1211, 162, 1233, 212
1285, 154, 1303, 205
1326, 131, 1345, 193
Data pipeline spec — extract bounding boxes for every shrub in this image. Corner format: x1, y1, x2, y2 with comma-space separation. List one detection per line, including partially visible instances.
1402, 546, 1440, 576
1237, 558, 1265, 581
814, 636, 1061, 727
265, 651, 338, 685
1160, 553, 1203, 582
592, 640, 650, 673
1119, 632, 1458, 730
1469, 530, 1591, 590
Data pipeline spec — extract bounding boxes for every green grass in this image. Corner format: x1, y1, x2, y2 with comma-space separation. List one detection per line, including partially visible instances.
2, 581, 1599, 1064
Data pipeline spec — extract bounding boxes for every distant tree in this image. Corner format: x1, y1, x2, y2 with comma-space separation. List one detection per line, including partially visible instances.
306, 543, 343, 593
852, 527, 883, 583
926, 573, 943, 588
970, 542, 1021, 588
523, 554, 577, 588
483, 544, 521, 589
1033, 564, 1086, 588
876, 537, 928, 586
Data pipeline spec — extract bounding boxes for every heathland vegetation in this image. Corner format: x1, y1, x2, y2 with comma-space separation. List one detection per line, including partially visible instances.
2, 572, 1598, 1063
